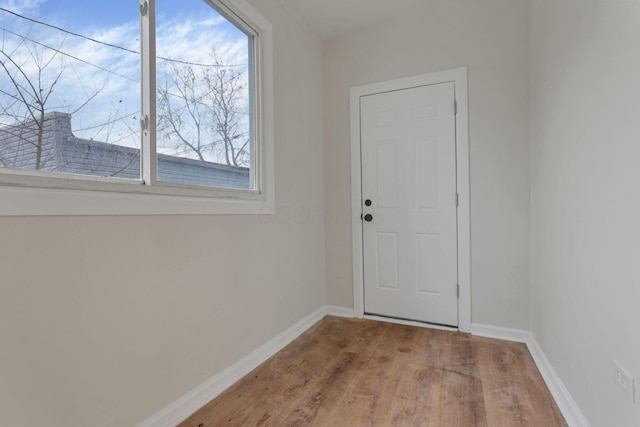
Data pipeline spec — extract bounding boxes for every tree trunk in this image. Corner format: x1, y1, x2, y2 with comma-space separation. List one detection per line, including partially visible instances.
36, 108, 45, 170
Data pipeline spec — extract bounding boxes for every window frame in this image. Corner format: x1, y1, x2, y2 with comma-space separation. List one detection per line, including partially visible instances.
0, 0, 274, 216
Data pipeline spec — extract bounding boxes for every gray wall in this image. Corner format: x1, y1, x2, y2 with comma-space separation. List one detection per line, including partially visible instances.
529, 0, 640, 425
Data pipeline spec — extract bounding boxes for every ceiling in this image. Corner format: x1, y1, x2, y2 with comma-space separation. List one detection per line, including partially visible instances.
276, 0, 426, 41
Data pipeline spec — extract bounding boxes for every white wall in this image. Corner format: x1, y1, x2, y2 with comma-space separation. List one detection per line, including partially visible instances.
529, 0, 640, 425
0, 0, 326, 425
323, 0, 531, 329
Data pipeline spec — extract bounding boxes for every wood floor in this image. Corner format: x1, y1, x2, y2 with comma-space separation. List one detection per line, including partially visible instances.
179, 316, 567, 427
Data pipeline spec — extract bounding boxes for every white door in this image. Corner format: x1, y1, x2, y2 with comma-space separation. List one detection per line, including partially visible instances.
360, 82, 458, 326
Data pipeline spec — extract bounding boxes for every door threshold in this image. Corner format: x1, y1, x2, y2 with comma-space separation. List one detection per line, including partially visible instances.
363, 313, 458, 332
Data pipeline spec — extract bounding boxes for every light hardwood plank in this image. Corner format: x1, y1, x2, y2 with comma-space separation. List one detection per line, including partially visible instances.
178, 317, 567, 427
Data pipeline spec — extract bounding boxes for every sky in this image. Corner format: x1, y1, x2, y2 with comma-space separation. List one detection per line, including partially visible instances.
39, 0, 139, 30
33, 0, 239, 36
0, 0, 249, 161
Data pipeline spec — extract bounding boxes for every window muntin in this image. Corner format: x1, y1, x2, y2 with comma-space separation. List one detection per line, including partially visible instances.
0, 0, 263, 196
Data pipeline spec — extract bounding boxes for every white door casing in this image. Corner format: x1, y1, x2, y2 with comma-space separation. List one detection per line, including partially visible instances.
360, 82, 458, 326
350, 68, 471, 332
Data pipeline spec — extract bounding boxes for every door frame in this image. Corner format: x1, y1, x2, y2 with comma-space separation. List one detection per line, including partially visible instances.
349, 67, 471, 332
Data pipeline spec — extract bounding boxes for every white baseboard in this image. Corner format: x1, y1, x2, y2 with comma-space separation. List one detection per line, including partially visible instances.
471, 323, 590, 427
470, 323, 530, 343
526, 336, 591, 427
326, 305, 355, 318
136, 306, 328, 427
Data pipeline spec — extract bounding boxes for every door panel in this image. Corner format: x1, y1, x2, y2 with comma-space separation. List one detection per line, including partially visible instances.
376, 232, 399, 290
417, 233, 441, 295
415, 137, 440, 208
361, 82, 458, 326
375, 142, 398, 208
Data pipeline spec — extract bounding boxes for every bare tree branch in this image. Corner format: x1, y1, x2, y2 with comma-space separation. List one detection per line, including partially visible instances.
0, 27, 135, 174
157, 48, 250, 167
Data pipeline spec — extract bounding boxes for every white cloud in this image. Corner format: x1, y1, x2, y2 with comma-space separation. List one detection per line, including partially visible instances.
0, 0, 46, 14
0, 4, 249, 154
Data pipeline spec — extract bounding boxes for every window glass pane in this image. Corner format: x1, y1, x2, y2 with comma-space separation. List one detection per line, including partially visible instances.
0, 1, 141, 179
156, 0, 253, 190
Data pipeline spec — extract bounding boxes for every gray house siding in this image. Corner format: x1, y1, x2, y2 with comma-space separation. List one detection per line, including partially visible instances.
0, 112, 67, 171
0, 112, 250, 189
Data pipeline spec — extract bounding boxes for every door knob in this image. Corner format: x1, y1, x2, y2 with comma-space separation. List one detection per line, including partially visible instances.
364, 199, 372, 206
363, 214, 373, 222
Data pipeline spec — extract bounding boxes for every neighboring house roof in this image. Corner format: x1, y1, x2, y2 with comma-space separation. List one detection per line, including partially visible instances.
0, 111, 250, 189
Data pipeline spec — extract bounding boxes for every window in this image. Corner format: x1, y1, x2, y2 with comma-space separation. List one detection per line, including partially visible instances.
0, 2, 141, 180
0, 0, 273, 215
156, 0, 255, 190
